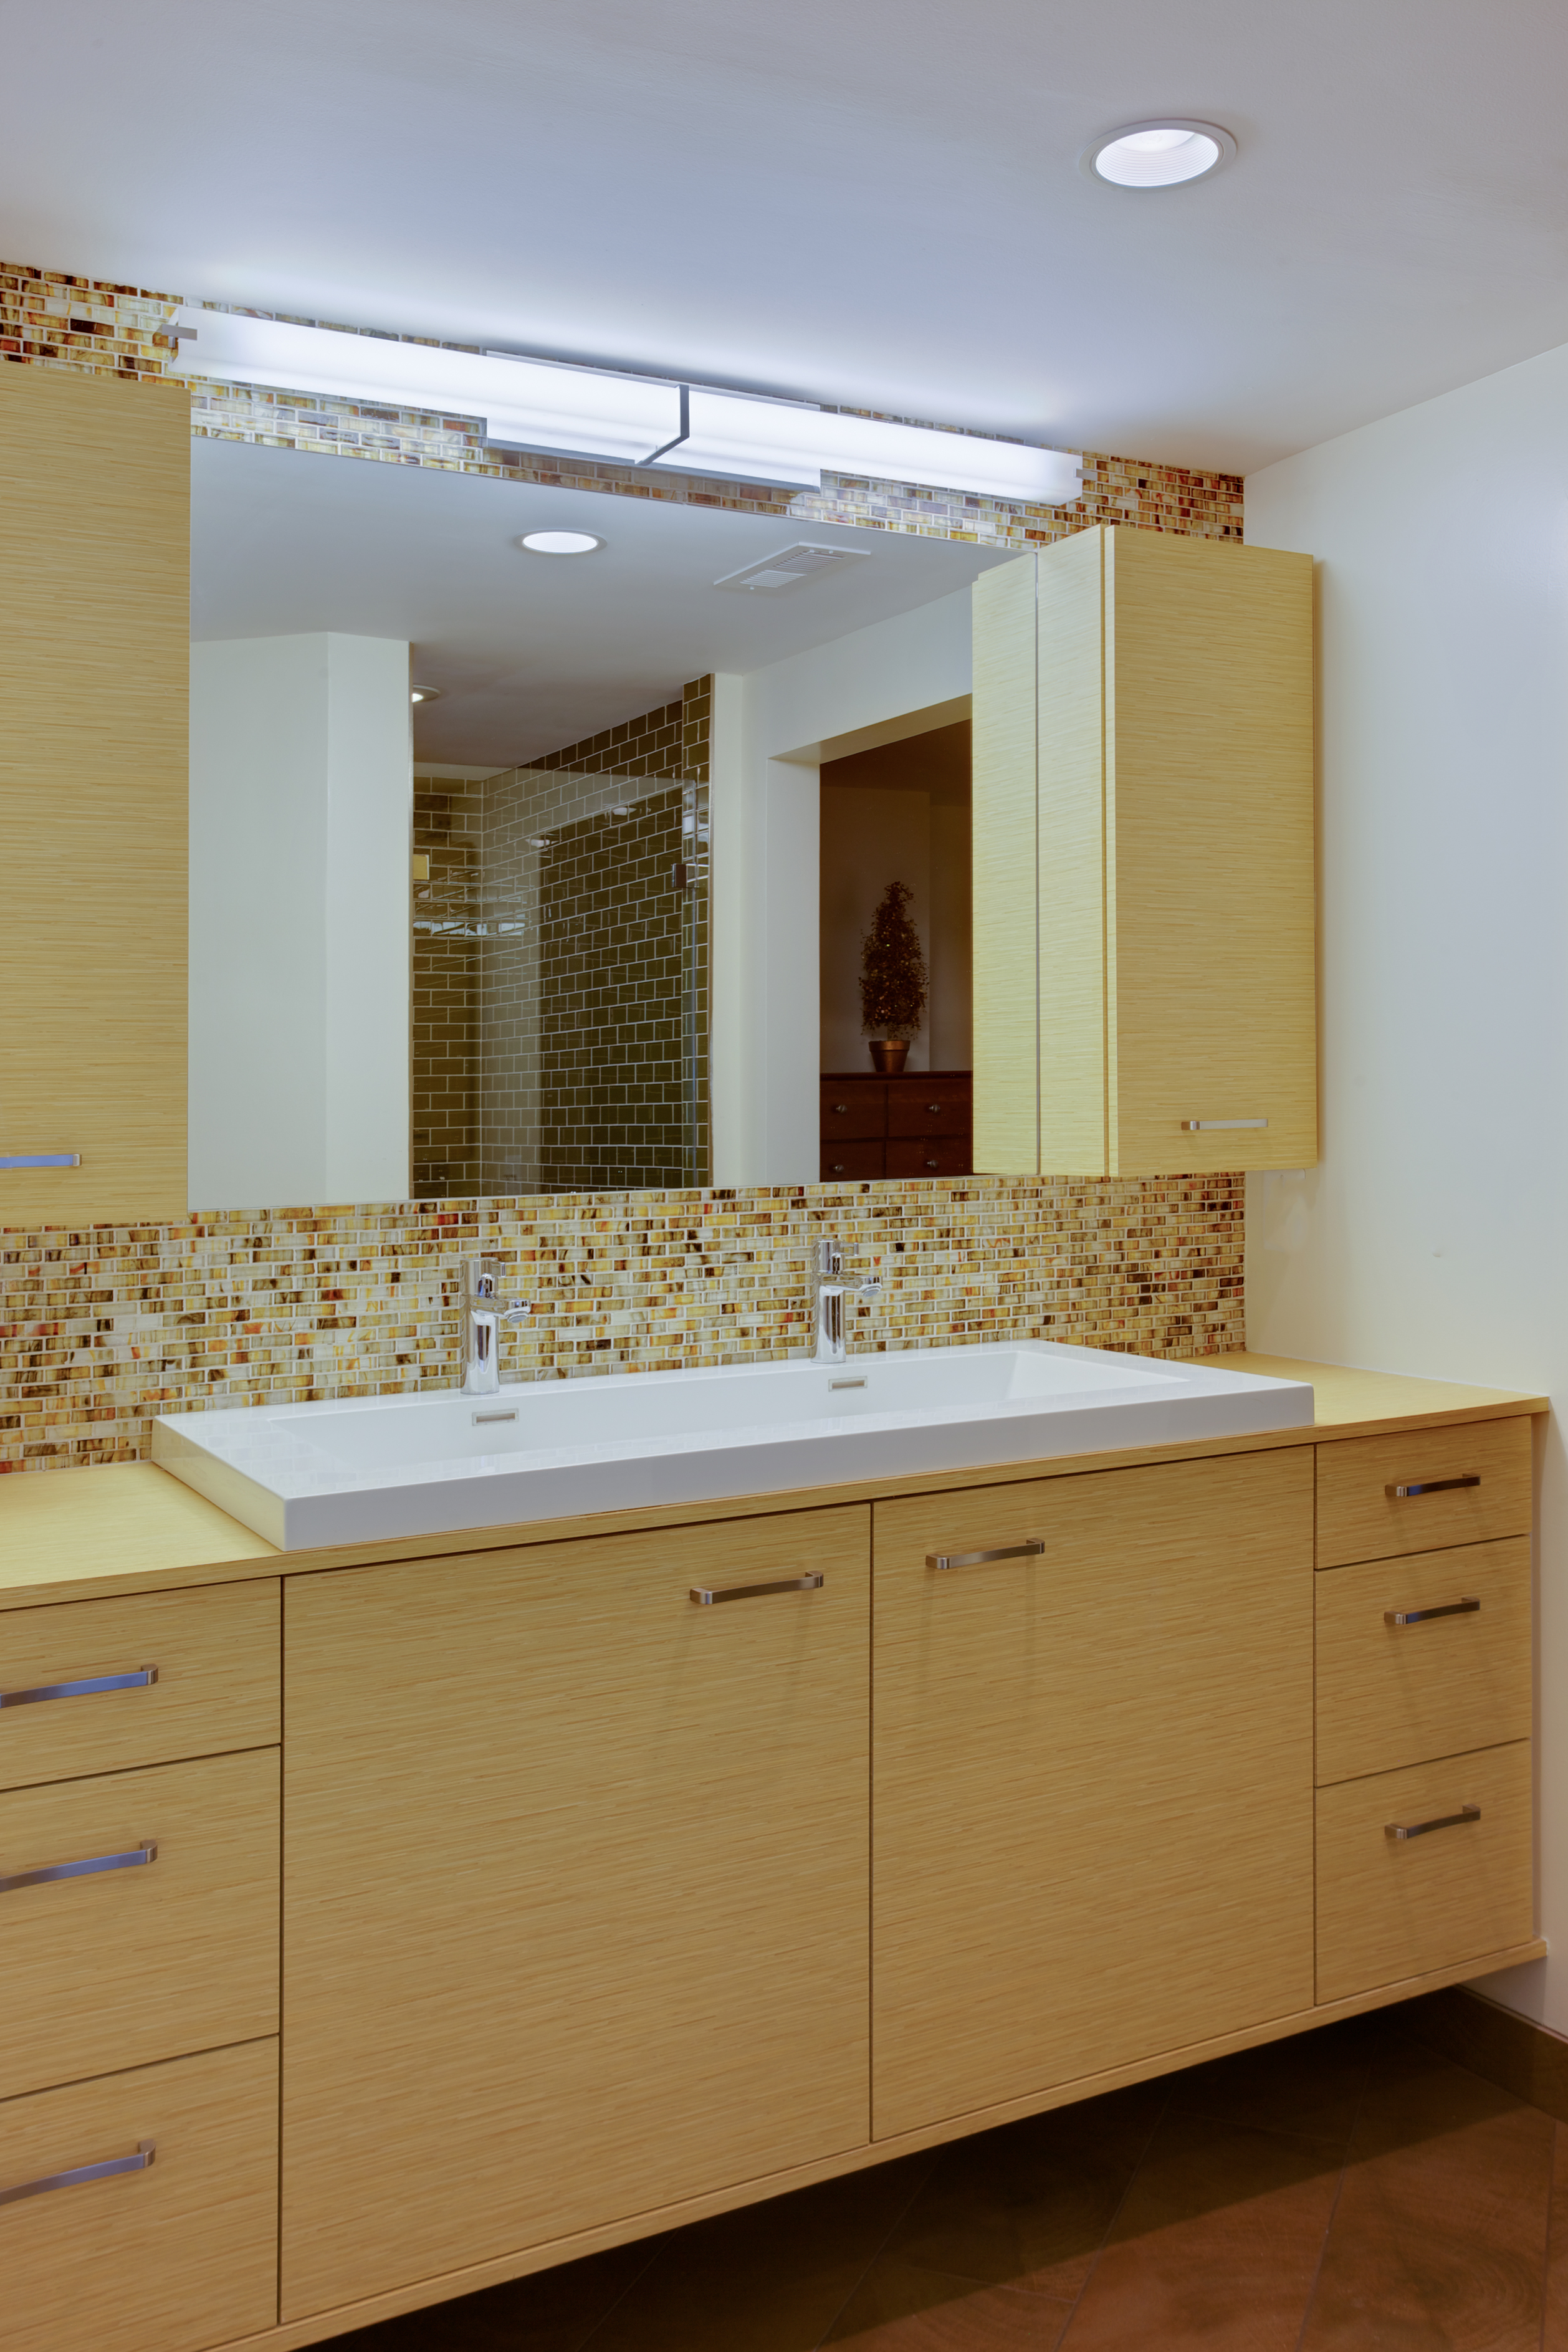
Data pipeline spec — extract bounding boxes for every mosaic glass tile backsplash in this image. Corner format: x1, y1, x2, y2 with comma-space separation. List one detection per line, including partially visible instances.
2, 254, 1248, 1478
1, 1177, 1244, 1475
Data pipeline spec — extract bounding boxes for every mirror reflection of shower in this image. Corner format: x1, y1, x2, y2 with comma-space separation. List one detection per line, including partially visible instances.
413, 751, 709, 1198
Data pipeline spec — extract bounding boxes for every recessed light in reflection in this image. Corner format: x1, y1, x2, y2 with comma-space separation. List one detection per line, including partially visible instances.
519, 531, 604, 555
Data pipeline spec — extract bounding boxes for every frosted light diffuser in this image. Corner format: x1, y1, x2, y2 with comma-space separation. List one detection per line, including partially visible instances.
519, 531, 603, 555
171, 308, 1081, 503
1088, 120, 1233, 187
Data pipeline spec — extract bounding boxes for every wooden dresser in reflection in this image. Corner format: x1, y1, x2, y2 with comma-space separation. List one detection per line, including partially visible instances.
819, 1071, 973, 1181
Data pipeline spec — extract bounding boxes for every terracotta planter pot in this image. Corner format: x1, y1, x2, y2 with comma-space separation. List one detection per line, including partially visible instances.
868, 1040, 909, 1074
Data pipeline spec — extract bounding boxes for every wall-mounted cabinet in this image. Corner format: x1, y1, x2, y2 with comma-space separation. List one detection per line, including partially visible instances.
0, 365, 189, 1225
972, 527, 1316, 1177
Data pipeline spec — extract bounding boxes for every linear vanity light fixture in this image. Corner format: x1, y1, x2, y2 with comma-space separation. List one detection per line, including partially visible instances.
165, 310, 1083, 502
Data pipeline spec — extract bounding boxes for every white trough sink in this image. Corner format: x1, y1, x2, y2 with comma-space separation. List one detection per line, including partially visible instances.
152, 1341, 1313, 1551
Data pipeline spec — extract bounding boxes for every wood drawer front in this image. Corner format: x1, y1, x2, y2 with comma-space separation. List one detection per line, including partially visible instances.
1315, 1742, 1532, 2005
821, 1140, 885, 1180
820, 1080, 886, 1139
1316, 1417, 1531, 1569
1315, 1538, 1531, 1788
0, 2037, 278, 2352
886, 1135, 972, 1178
887, 1086, 972, 1137
0, 1580, 279, 1794
0, 1748, 279, 2103
282, 1506, 871, 2318
872, 1449, 1314, 2139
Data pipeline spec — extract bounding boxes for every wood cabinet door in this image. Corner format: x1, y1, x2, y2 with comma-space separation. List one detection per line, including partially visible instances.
281, 1506, 871, 2320
1106, 529, 1316, 1175
0, 365, 189, 1224
872, 1450, 1314, 2140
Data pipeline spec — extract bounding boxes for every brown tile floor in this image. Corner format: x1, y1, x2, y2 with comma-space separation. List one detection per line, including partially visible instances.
328, 2016, 1568, 2350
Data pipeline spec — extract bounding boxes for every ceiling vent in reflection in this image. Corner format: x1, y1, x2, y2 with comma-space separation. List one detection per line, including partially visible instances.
713, 543, 870, 595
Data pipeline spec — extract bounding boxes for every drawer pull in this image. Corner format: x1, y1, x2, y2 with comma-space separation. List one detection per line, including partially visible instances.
927, 1103, 943, 1113
1385, 1804, 1481, 1843
927, 1539, 1046, 1572
1385, 1598, 1481, 1627
0, 1665, 158, 1711
0, 2140, 155, 2209
0, 1153, 81, 1170
691, 1573, 825, 1605
833, 1104, 849, 1113
1385, 1475, 1481, 1499
0, 1840, 157, 1898
1180, 1119, 1268, 1131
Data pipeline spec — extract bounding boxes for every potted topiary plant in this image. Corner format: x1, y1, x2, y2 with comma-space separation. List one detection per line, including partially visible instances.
859, 878, 928, 1074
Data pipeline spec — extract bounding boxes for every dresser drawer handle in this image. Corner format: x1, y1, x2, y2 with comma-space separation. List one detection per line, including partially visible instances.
1180, 1119, 1267, 1131
833, 1103, 849, 1113
1385, 1804, 1481, 1843
927, 1539, 1045, 1572
0, 1666, 159, 1711
927, 1103, 943, 1113
1385, 1598, 1481, 1627
691, 1573, 825, 1605
0, 2139, 155, 2209
1385, 1475, 1481, 1499
0, 1840, 157, 1898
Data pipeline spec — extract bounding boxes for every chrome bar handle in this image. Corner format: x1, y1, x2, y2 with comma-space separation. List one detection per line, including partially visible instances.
1385, 1804, 1481, 1843
691, 1574, 825, 1606
1385, 1599, 1481, 1627
0, 1153, 81, 1170
0, 2141, 155, 2209
1180, 1119, 1267, 1132
1386, 1474, 1481, 1499
927, 1539, 1046, 1572
0, 1841, 156, 1898
0, 1666, 158, 1711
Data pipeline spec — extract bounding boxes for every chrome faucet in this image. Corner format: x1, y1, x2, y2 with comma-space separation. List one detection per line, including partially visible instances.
461, 1256, 530, 1395
812, 1239, 881, 1365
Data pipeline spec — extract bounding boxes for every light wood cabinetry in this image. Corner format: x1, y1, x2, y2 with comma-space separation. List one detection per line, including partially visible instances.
0, 364, 190, 1225
1316, 1743, 1533, 2004
0, 1380, 1539, 2352
280, 1508, 872, 2321
1315, 1537, 1531, 1787
0, 1579, 280, 1792
0, 1749, 279, 2101
871, 1450, 1316, 2139
0, 2039, 279, 2352
972, 527, 1316, 1177
1314, 1416, 1532, 1568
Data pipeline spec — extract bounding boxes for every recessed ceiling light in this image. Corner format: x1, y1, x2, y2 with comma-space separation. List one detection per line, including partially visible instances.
1084, 120, 1235, 188
519, 530, 603, 556
410, 685, 442, 704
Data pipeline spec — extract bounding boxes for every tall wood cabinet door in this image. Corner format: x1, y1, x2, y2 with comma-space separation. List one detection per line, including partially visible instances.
1106, 528, 1316, 1175
0, 365, 189, 1223
872, 1450, 1314, 2141
281, 1506, 871, 2321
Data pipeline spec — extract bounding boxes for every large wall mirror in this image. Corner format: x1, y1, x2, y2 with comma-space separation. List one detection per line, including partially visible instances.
188, 437, 1012, 1208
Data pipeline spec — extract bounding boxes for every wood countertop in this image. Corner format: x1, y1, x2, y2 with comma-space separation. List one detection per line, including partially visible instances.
0, 1354, 1545, 1613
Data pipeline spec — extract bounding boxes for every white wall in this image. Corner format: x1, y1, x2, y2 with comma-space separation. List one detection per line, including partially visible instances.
189, 633, 411, 1208
710, 588, 973, 1183
1246, 339, 1568, 2030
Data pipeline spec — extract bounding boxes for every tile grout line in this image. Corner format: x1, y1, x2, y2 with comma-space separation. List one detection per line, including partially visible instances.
566, 2232, 672, 2352
1289, 2050, 1374, 2352
1053, 2077, 1177, 2346
1539, 2108, 1561, 2352
809, 2149, 945, 2350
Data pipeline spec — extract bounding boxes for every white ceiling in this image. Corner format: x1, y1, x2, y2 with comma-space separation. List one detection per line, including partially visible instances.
8, 2, 1568, 475
191, 436, 1005, 762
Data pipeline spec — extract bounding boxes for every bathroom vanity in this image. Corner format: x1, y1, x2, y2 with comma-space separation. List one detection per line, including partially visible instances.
0, 1355, 1542, 2352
